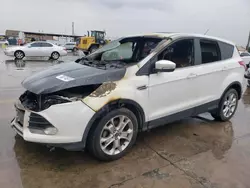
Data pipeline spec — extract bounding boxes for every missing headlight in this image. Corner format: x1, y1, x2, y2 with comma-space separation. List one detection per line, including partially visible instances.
19, 85, 101, 111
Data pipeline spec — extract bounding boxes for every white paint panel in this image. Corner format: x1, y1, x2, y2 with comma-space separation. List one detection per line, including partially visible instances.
19, 101, 94, 144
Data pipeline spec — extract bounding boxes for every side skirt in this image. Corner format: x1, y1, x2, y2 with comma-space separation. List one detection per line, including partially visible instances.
147, 100, 219, 130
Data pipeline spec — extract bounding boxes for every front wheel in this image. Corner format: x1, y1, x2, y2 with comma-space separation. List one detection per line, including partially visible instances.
87, 108, 138, 161
211, 88, 238, 121
14, 51, 25, 59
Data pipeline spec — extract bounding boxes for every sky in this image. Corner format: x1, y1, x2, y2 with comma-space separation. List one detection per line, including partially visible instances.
1, 0, 249, 46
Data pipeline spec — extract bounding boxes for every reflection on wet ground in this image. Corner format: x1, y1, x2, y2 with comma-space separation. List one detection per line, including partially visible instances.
0, 50, 250, 188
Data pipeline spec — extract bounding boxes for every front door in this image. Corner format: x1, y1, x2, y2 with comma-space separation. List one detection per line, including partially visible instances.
25, 42, 41, 56
148, 39, 201, 126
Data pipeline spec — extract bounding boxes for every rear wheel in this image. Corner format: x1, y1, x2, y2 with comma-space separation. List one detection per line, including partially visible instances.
87, 108, 138, 161
211, 88, 238, 121
14, 51, 25, 59
73, 47, 78, 52
51, 52, 60, 60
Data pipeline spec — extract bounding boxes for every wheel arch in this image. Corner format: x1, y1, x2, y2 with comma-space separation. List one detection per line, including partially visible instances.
14, 50, 25, 56
221, 81, 242, 100
82, 99, 146, 148
51, 51, 60, 56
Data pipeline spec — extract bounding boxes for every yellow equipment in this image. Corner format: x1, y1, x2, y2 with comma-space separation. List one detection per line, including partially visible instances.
75, 30, 110, 53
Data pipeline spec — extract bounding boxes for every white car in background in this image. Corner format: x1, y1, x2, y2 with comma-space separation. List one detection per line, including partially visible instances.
240, 51, 250, 68
63, 42, 76, 51
4, 41, 67, 60
0, 39, 9, 46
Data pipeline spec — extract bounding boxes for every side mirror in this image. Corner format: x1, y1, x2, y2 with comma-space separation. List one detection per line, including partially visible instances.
154, 60, 176, 73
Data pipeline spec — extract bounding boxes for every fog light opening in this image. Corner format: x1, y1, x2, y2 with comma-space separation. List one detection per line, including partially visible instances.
44, 127, 58, 135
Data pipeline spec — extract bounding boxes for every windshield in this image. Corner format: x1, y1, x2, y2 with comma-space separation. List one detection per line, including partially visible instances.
87, 37, 162, 63
77, 37, 164, 70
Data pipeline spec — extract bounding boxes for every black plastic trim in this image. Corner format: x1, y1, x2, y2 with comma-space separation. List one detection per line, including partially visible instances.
148, 100, 219, 129
221, 81, 242, 99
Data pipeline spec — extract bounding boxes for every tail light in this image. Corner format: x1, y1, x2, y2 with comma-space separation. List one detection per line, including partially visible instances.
239, 61, 247, 70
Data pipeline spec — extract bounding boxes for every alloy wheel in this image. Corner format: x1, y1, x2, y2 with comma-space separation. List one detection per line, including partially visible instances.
223, 92, 237, 118
16, 52, 24, 59
100, 115, 134, 155
52, 52, 59, 60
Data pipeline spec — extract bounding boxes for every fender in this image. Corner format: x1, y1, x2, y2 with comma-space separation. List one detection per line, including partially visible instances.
81, 99, 146, 148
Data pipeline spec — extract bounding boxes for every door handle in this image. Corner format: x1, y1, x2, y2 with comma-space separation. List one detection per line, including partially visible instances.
187, 73, 197, 79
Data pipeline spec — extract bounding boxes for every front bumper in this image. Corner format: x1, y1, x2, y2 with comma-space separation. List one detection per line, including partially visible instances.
4, 50, 14, 56
11, 100, 95, 150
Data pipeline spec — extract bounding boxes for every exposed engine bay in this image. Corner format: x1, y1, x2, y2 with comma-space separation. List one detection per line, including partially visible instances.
20, 85, 101, 112
76, 58, 127, 70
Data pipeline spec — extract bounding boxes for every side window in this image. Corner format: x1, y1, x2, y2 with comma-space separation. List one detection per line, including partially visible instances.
141, 40, 161, 60
200, 40, 221, 64
41, 43, 53, 47
30, 42, 41, 47
158, 39, 194, 68
219, 42, 234, 60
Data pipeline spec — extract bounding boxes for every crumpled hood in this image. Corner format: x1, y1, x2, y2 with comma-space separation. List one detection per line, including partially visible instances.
22, 62, 126, 94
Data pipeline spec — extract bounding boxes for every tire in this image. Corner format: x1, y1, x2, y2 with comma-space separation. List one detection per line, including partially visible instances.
87, 108, 138, 161
211, 88, 238, 121
14, 51, 25, 60
73, 47, 77, 52
89, 45, 98, 54
51, 52, 60, 60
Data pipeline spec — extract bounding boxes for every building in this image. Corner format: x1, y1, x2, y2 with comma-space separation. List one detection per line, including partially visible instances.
5, 29, 82, 44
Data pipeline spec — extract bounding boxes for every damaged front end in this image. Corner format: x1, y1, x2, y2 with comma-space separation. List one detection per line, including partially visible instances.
19, 85, 101, 112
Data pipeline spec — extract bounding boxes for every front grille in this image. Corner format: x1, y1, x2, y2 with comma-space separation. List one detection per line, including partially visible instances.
29, 113, 52, 129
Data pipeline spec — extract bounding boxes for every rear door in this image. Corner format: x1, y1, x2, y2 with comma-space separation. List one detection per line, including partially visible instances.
40, 42, 54, 56
193, 39, 235, 107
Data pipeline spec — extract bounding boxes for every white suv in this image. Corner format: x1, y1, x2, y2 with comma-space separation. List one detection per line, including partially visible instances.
11, 33, 245, 161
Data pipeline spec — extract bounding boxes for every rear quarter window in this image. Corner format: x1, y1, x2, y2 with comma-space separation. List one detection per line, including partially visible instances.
218, 42, 234, 60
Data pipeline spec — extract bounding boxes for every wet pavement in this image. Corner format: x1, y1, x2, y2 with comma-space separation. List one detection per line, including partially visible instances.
0, 49, 250, 188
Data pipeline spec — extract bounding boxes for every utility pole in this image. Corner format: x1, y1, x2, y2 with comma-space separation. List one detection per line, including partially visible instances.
246, 31, 250, 52
72, 22, 75, 36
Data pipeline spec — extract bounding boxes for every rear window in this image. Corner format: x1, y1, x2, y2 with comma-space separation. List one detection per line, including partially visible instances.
218, 42, 234, 60
41, 43, 53, 47
200, 40, 221, 64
